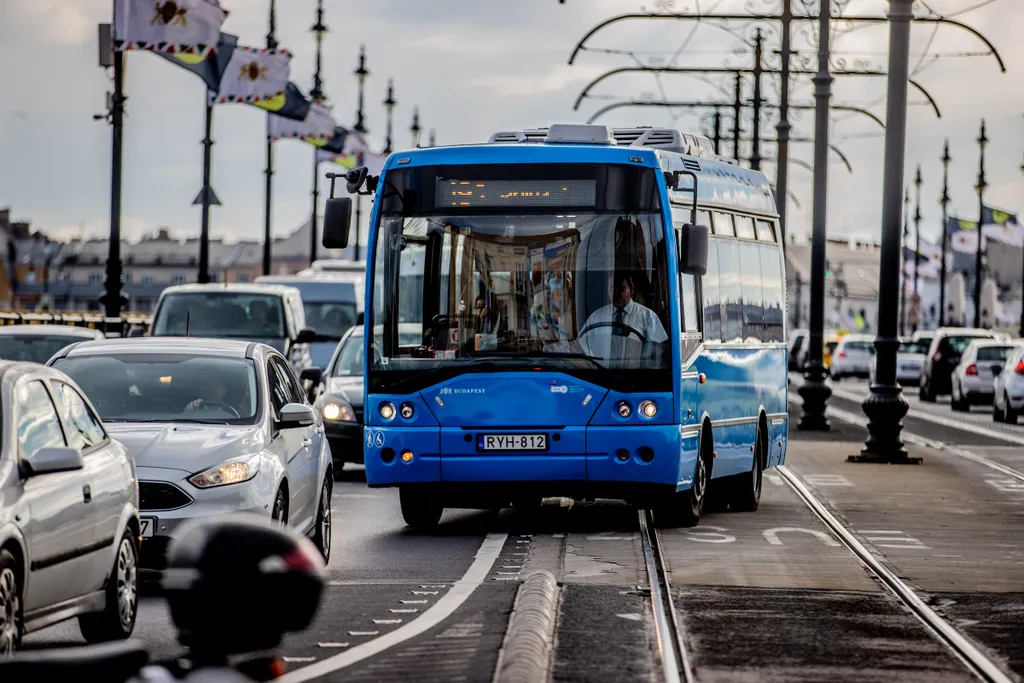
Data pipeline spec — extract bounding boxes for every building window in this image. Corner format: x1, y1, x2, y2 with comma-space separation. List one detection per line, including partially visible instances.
141, 274, 154, 285
88, 272, 102, 285
123, 271, 133, 285
236, 272, 250, 283
171, 273, 186, 285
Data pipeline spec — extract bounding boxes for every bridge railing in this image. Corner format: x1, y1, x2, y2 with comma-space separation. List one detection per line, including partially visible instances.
0, 311, 153, 337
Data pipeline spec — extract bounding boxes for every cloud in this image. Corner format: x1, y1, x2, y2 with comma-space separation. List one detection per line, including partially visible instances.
9, 0, 107, 46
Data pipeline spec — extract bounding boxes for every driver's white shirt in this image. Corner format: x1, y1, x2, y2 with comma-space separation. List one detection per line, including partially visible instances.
579, 299, 668, 360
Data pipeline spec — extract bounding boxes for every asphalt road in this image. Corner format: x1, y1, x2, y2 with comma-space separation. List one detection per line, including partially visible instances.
21, 389, 1024, 681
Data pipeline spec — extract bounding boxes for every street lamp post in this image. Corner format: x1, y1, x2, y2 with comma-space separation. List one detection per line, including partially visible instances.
262, 0, 277, 276
428, 129, 436, 148
750, 28, 764, 171
732, 73, 742, 162
900, 186, 909, 335
913, 165, 923, 333
309, 0, 327, 266
939, 140, 951, 327
775, 0, 793, 243
383, 79, 396, 154
1020, 126, 1024, 337
352, 46, 369, 262
797, 0, 834, 431
857, 0, 917, 464
973, 119, 988, 329
411, 107, 422, 148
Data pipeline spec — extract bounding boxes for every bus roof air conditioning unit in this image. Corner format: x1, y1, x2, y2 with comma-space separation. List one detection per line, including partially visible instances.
488, 125, 615, 145
613, 128, 718, 160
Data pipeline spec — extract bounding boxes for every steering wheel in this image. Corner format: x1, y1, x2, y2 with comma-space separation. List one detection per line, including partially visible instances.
195, 401, 242, 418
577, 321, 646, 343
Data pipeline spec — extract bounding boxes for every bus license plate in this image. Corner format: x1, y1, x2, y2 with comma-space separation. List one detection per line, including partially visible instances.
477, 434, 547, 452
140, 517, 157, 538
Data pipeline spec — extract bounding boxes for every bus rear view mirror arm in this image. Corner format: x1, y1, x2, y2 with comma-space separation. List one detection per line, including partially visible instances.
680, 223, 709, 276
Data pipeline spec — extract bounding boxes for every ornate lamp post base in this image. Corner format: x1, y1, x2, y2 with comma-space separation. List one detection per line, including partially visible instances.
851, 348, 921, 464
797, 363, 832, 430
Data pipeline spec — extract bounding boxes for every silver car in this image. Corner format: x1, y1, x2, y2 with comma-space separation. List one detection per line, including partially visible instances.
0, 361, 140, 653
993, 342, 1024, 423
0, 324, 105, 364
951, 339, 1018, 411
48, 338, 334, 570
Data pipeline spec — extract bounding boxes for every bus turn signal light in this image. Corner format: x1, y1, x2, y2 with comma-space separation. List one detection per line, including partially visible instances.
401, 450, 414, 463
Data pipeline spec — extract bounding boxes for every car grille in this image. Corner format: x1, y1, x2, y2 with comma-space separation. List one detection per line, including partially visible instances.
139, 482, 193, 511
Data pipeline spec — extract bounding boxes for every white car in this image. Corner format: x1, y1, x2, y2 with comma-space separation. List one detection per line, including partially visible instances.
0, 361, 140, 653
829, 334, 874, 380
48, 337, 334, 570
870, 337, 929, 386
950, 339, 1018, 411
993, 342, 1024, 423
0, 325, 106, 365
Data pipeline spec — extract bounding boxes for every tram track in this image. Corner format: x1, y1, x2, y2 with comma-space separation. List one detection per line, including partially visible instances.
639, 467, 1015, 683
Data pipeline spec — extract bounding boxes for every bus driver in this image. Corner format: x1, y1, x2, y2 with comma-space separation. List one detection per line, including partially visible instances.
577, 272, 668, 364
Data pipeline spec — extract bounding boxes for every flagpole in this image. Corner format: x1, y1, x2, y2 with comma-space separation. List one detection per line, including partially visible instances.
197, 98, 214, 284
105, 37, 125, 320
263, 0, 277, 276
912, 165, 922, 332
353, 46, 369, 263
309, 0, 327, 266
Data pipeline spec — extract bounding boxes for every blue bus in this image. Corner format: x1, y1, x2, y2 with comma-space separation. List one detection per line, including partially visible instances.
321, 124, 788, 528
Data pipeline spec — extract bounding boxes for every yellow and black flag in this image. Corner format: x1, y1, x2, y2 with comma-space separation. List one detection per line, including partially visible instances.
254, 82, 311, 122
155, 32, 237, 91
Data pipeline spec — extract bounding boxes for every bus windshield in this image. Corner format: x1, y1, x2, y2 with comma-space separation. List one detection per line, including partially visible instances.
367, 164, 671, 393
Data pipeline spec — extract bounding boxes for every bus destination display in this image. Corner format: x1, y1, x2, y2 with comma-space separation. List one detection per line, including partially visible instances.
436, 179, 596, 208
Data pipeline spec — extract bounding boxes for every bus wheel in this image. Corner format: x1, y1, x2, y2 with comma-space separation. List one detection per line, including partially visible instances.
671, 449, 710, 528
728, 428, 764, 512
399, 486, 443, 529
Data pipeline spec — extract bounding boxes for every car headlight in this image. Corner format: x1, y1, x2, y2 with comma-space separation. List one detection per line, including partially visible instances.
189, 454, 261, 489
322, 397, 356, 422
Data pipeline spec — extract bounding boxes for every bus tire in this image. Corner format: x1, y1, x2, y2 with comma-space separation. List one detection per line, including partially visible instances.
400, 486, 443, 529
663, 431, 712, 528
727, 426, 764, 512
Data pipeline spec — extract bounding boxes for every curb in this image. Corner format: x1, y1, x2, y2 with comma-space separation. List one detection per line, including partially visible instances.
493, 570, 560, 683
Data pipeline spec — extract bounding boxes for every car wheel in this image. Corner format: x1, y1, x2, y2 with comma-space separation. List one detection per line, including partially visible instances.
993, 397, 1005, 423
79, 529, 138, 644
0, 550, 22, 655
312, 478, 333, 562
1006, 394, 1019, 425
399, 486, 443, 529
271, 487, 288, 524
951, 384, 967, 412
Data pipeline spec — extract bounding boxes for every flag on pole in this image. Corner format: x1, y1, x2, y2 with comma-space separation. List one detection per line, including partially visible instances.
114, 0, 227, 56
254, 82, 311, 122
155, 32, 236, 90
362, 152, 387, 175
268, 102, 335, 143
212, 45, 291, 104
316, 149, 358, 168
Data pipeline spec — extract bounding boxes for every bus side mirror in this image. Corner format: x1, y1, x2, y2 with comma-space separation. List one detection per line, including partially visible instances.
680, 223, 709, 276
322, 197, 352, 249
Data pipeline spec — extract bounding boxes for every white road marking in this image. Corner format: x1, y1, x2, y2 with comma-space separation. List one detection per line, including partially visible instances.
372, 619, 402, 625
617, 613, 643, 621
986, 478, 1024, 494
390, 608, 419, 614
859, 530, 930, 550
763, 526, 841, 547
765, 473, 784, 485
401, 600, 428, 604
283, 657, 317, 663
803, 473, 853, 487
348, 631, 380, 636
280, 533, 507, 682
317, 643, 349, 648
411, 591, 438, 596
680, 526, 736, 544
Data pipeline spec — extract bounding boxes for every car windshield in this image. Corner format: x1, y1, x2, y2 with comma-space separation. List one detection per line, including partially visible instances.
368, 163, 670, 393
329, 329, 423, 377
900, 340, 929, 354
977, 346, 1013, 361
52, 354, 260, 425
304, 302, 358, 340
844, 340, 874, 352
0, 333, 97, 364
152, 292, 286, 339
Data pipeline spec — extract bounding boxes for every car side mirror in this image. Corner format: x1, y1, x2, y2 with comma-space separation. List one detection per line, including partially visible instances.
278, 403, 316, 429
322, 197, 352, 249
22, 446, 84, 477
296, 327, 317, 344
679, 223, 709, 276
300, 366, 323, 384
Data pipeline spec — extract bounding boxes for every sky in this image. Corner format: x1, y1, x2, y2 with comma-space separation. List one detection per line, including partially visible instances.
1, 0, 1021, 249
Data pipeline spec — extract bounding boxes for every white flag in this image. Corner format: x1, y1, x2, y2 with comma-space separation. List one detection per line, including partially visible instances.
268, 103, 335, 143
212, 46, 291, 104
342, 132, 373, 156
114, 0, 227, 56
316, 149, 358, 168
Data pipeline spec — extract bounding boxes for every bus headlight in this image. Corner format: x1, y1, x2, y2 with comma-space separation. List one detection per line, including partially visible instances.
616, 401, 632, 418
379, 402, 396, 420
639, 400, 658, 418
400, 402, 415, 419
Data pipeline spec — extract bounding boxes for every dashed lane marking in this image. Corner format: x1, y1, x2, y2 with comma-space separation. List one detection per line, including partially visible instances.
372, 619, 401, 625
858, 530, 931, 550
802, 473, 854, 487
762, 526, 841, 547
278, 533, 507, 683
349, 631, 380, 636
317, 643, 349, 649
986, 477, 1024, 494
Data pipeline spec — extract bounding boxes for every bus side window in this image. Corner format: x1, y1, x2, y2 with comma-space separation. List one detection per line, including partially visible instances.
756, 219, 776, 242
760, 244, 785, 342
697, 210, 713, 231
734, 215, 756, 240
701, 239, 722, 343
718, 240, 743, 343
712, 212, 735, 237
739, 242, 764, 342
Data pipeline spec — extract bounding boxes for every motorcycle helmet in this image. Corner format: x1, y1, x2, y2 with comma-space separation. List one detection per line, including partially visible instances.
162, 514, 325, 655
